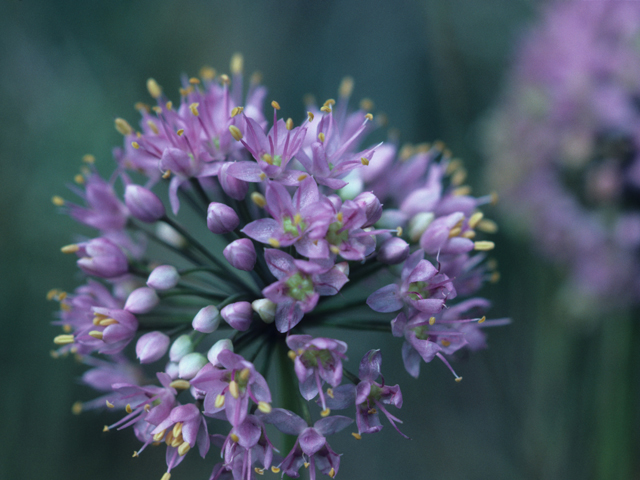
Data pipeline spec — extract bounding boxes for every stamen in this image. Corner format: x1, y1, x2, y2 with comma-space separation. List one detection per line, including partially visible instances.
179, 87, 193, 96
364, 113, 373, 121
271, 467, 280, 474
304, 462, 310, 468
165, 101, 173, 110
98, 318, 119, 326
160, 473, 171, 480
271, 100, 281, 110
62, 324, 72, 333
448, 227, 461, 238
297, 174, 308, 181
215, 394, 225, 408
326, 388, 334, 399
396, 226, 403, 237
462, 231, 476, 239
178, 441, 190, 456
323, 99, 336, 107
131, 141, 140, 149
52, 196, 65, 206
474, 241, 495, 251
46, 289, 59, 301
351, 432, 362, 440
330, 245, 340, 254
476, 219, 498, 233
106, 400, 114, 408
200, 66, 216, 80
189, 77, 200, 85
307, 112, 314, 122
451, 168, 467, 186
259, 173, 267, 181
88, 331, 104, 340
239, 368, 250, 382
339, 76, 354, 97
360, 157, 369, 165
293, 213, 302, 225
336, 212, 343, 222
169, 380, 191, 390
429, 317, 436, 325
478, 316, 486, 324
251, 192, 267, 208
318, 132, 325, 142
82, 154, 95, 164
230, 433, 239, 443
229, 125, 243, 141
231, 53, 243, 74
176, 129, 185, 136
262, 153, 273, 165
115, 118, 133, 136
255, 468, 265, 475
453, 186, 472, 196
288, 350, 297, 361
231, 106, 243, 117
320, 105, 332, 113
268, 238, 281, 248
329, 467, 336, 478
490, 272, 501, 283
152, 106, 162, 114
132, 451, 138, 457
360, 98, 374, 111
172, 422, 183, 438
146, 79, 162, 99
125, 404, 133, 414
103, 426, 109, 432
72, 402, 83, 415
320, 408, 331, 417
228, 380, 240, 399
220, 74, 230, 85
286, 118, 294, 130
171, 435, 182, 448
189, 103, 200, 116
164, 430, 174, 445
53, 334, 74, 345
257, 401, 272, 414
153, 429, 166, 442
162, 170, 171, 179
468, 212, 483, 229
491, 191, 499, 205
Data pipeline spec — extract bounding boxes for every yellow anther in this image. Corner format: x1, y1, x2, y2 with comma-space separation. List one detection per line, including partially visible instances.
179, 87, 193, 96
131, 141, 140, 150
455, 377, 463, 383
72, 402, 83, 415
166, 101, 173, 110
304, 462, 310, 468
160, 472, 171, 480
271, 467, 280, 474
491, 191, 499, 205
80, 155, 96, 166
230, 53, 244, 74
441, 339, 451, 347
132, 451, 138, 458
214, 394, 225, 409
53, 334, 75, 345
162, 170, 172, 179
259, 173, 267, 181
396, 226, 403, 237
99, 318, 119, 326
230, 433, 240, 443
153, 429, 166, 442
176, 129, 185, 136
152, 106, 162, 114
330, 245, 340, 255
318, 132, 325, 142
262, 153, 273, 165
320, 408, 331, 417
189, 102, 200, 116
297, 174, 308, 181
144, 404, 151, 412
106, 400, 114, 408
189, 77, 200, 85
258, 401, 272, 414
147, 78, 162, 99
476, 219, 498, 234
360, 98, 374, 111
351, 432, 362, 440
239, 368, 251, 382
229, 125, 243, 141
364, 113, 373, 121
271, 100, 281, 110
474, 241, 495, 251
229, 380, 240, 399
446, 159, 462, 175
323, 99, 336, 107
73, 173, 84, 184
88, 331, 104, 340
448, 227, 462, 238
339, 76, 354, 98
367, 408, 377, 415
62, 324, 72, 333
451, 168, 467, 186
288, 350, 297, 361
251, 192, 267, 208
286, 118, 294, 130
268, 238, 281, 248
178, 441, 191, 456
220, 74, 230, 85
200, 66, 216, 80
171, 435, 182, 448
307, 111, 314, 122
297, 349, 304, 355
478, 316, 486, 324
103, 425, 109, 432
320, 105, 332, 113
60, 303, 71, 312
453, 186, 472, 196
52, 195, 65, 206
164, 430, 174, 445
293, 213, 302, 225
326, 388, 334, 399
360, 157, 369, 166
169, 380, 191, 390
115, 118, 133, 136
336, 212, 344, 223
429, 316, 436, 325
255, 468, 265, 475
123, 403, 132, 414
231, 106, 244, 117
468, 212, 484, 229
462, 231, 476, 239
46, 289, 59, 301
329, 467, 336, 478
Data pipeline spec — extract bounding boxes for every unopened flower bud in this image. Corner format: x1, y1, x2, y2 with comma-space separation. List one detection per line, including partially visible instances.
251, 299, 276, 324
207, 339, 233, 366
223, 239, 256, 271
221, 302, 253, 331
178, 352, 208, 379
165, 361, 180, 379
125, 185, 166, 223
355, 191, 382, 227
124, 287, 159, 314
335, 261, 350, 277
219, 163, 248, 200
169, 334, 193, 362
147, 265, 180, 290
409, 212, 435, 242
377, 237, 410, 264
155, 223, 186, 248
136, 331, 170, 364
207, 202, 240, 234
76, 238, 128, 278
192, 305, 221, 333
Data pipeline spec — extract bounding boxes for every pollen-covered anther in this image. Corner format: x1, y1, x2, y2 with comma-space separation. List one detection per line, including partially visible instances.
251, 192, 267, 208
82, 154, 95, 164
320, 105, 332, 113
286, 118, 294, 130
103, 425, 109, 432
477, 219, 498, 234
323, 99, 336, 107
46, 289, 59, 301
448, 227, 462, 238
451, 168, 467, 186
474, 241, 495, 251
351, 432, 362, 440
490, 271, 501, 283
72, 402, 83, 415
462, 231, 476, 239
60, 243, 79, 254
231, 106, 244, 117
318, 132, 325, 142
271, 467, 280, 474
453, 186, 472, 196
478, 316, 486, 324
239, 368, 250, 382
329, 467, 336, 478
220, 74, 230, 85
146, 78, 162, 98
74, 173, 85, 185
98, 318, 119, 326
429, 316, 436, 325
179, 87, 193, 96
326, 388, 334, 399
229, 380, 240, 399
153, 429, 166, 442
106, 400, 114, 408
468, 212, 484, 229
364, 113, 373, 121
144, 404, 151, 412
271, 100, 281, 110
178, 441, 191, 456
254, 468, 265, 475
258, 401, 272, 414
360, 98, 374, 111
171, 435, 182, 448
268, 238, 281, 248
114, 118, 133, 136
166, 101, 173, 110
88, 330, 104, 340
396, 226, 403, 237
330, 245, 340, 254
297, 174, 308, 181
62, 324, 72, 333
262, 153, 274, 165
288, 350, 297, 361
162, 170, 172, 179
367, 408, 377, 415
361, 157, 369, 166
176, 129, 185, 136
336, 212, 344, 222
160, 472, 171, 480
441, 339, 451, 347
231, 53, 243, 74
189, 102, 200, 116
131, 141, 140, 149
455, 377, 463, 383
214, 394, 225, 409
304, 462, 310, 469
259, 173, 267, 181
152, 106, 162, 114
164, 430, 175, 445
229, 125, 243, 141
320, 408, 331, 417
189, 77, 200, 85
200, 66, 216, 80
169, 379, 191, 390
52, 195, 65, 206
230, 433, 240, 443
53, 334, 74, 345
132, 451, 138, 458
307, 111, 314, 122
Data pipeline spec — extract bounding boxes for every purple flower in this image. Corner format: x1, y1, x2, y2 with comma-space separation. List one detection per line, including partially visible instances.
136, 331, 170, 364
71, 237, 129, 278
207, 202, 240, 234
124, 184, 166, 223
223, 239, 256, 271
67, 173, 128, 231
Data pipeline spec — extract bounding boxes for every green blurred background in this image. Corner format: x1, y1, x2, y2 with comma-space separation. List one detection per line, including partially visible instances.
2, 1, 637, 479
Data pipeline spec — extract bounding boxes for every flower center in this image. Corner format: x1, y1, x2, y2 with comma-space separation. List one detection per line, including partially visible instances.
407, 281, 430, 300
282, 215, 306, 237
285, 273, 314, 301
326, 222, 349, 246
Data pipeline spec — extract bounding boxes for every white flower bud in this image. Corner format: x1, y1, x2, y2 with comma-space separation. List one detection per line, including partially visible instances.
178, 352, 208, 379
165, 361, 180, 379
192, 305, 221, 333
251, 298, 276, 323
147, 265, 180, 290
169, 334, 193, 362
207, 339, 234, 366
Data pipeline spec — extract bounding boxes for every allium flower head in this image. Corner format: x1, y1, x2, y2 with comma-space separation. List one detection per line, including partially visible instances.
49, 54, 507, 480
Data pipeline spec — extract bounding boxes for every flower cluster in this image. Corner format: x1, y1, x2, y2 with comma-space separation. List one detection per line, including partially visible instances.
49, 54, 505, 480
484, 1, 640, 313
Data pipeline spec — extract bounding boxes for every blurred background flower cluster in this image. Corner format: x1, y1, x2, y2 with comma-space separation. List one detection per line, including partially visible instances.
2, 1, 638, 479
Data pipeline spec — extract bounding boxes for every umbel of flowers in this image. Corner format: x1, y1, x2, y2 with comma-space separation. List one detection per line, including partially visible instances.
484, 0, 640, 313
49, 54, 506, 480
